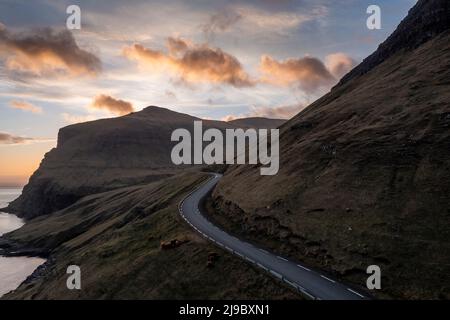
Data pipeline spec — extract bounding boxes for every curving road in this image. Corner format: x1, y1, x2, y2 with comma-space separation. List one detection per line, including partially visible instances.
179, 173, 369, 300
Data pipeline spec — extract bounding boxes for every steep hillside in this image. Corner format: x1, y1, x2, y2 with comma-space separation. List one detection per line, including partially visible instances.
5, 106, 281, 219
211, 0, 450, 299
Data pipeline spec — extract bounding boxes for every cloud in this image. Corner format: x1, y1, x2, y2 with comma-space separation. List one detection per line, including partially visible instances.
0, 23, 101, 77
259, 52, 356, 93
223, 104, 305, 121
260, 54, 334, 93
0, 132, 33, 144
89, 94, 134, 115
201, 4, 328, 40
325, 53, 356, 79
9, 100, 42, 114
167, 37, 191, 56
61, 113, 100, 124
123, 37, 254, 88
236, 5, 327, 32
165, 90, 177, 99
202, 8, 242, 41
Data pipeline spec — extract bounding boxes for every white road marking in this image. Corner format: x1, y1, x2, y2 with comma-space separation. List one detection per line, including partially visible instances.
245, 257, 255, 264
284, 279, 297, 288
320, 275, 336, 283
300, 289, 316, 300
277, 256, 288, 262
347, 288, 365, 298
259, 249, 268, 254
256, 263, 268, 272
297, 264, 311, 272
269, 270, 283, 279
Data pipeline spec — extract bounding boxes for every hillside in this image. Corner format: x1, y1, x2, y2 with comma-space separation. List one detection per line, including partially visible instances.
5, 106, 281, 219
1, 172, 297, 299
210, 0, 450, 299
228, 117, 285, 129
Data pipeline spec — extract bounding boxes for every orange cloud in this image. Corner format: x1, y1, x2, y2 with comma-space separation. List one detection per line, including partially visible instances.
325, 53, 356, 79
259, 52, 356, 93
90, 94, 134, 116
166, 37, 190, 56
0, 24, 101, 77
123, 37, 254, 87
9, 100, 43, 114
259, 54, 334, 93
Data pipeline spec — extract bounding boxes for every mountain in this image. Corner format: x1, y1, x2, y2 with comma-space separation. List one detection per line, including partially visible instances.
210, 0, 450, 299
227, 117, 285, 129
5, 106, 282, 219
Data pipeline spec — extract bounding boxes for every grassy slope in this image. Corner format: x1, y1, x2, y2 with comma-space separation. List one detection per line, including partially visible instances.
2, 173, 298, 299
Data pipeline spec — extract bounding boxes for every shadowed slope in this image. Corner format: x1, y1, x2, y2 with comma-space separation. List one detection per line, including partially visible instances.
212, 0, 450, 299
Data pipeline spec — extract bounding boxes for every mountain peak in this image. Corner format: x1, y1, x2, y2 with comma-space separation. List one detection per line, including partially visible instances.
141, 105, 165, 112
339, 0, 450, 85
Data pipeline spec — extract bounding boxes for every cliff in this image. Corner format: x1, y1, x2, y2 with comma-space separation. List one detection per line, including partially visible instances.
6, 106, 282, 219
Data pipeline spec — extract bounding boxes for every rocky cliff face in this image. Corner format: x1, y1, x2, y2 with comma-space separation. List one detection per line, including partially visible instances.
211, 0, 450, 299
6, 106, 283, 220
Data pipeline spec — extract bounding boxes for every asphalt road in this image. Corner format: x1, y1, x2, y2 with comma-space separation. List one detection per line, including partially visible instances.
179, 173, 369, 300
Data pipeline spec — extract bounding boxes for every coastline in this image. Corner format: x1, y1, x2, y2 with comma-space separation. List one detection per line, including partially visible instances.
0, 190, 48, 298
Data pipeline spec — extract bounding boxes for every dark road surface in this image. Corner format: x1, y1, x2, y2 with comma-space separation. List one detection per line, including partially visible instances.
179, 174, 368, 300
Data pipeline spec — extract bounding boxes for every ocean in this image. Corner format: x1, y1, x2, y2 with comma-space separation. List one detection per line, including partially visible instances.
0, 188, 46, 297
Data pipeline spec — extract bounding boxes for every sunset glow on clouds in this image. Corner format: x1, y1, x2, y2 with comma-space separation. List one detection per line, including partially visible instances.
0, 0, 417, 185
0, 24, 101, 77
123, 38, 255, 88
90, 94, 134, 115
9, 100, 43, 114
123, 37, 357, 92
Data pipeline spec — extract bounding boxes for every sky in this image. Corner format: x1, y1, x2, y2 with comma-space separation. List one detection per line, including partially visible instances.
0, 0, 416, 186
